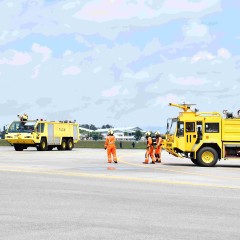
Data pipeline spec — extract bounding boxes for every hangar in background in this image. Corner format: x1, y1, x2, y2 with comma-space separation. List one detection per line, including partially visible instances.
80, 126, 144, 141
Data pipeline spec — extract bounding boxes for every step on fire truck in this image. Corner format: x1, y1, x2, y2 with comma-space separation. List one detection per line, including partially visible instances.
5, 115, 79, 151
163, 103, 240, 167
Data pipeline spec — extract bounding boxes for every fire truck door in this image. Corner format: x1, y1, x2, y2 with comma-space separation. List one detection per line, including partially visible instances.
185, 122, 196, 151
48, 124, 54, 145
176, 121, 185, 150
73, 125, 78, 141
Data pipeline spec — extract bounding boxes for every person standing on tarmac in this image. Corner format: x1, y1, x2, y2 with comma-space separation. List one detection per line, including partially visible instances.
155, 131, 163, 163
104, 130, 118, 163
143, 131, 156, 164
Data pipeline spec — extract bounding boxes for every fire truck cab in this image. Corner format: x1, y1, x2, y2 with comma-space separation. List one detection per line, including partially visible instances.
164, 103, 240, 167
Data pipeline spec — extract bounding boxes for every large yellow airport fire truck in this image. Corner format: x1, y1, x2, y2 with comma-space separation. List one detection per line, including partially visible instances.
164, 103, 240, 167
5, 116, 79, 151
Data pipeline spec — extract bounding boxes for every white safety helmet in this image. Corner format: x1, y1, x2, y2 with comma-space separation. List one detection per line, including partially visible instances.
145, 131, 151, 137
155, 131, 160, 136
108, 129, 114, 135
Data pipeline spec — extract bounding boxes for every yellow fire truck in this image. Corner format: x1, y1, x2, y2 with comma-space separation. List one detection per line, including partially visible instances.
5, 118, 79, 151
164, 103, 240, 167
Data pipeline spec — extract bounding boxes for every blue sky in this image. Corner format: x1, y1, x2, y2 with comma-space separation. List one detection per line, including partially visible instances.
0, 0, 240, 130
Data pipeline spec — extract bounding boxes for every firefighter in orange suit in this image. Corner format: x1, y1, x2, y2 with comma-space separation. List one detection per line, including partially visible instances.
155, 131, 163, 163
143, 131, 155, 164
104, 130, 118, 163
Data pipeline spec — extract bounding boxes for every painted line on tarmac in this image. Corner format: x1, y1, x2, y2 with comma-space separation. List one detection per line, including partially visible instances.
118, 154, 240, 181
0, 166, 240, 190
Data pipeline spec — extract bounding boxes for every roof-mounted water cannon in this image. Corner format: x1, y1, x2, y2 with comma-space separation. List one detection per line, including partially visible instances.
223, 110, 233, 119
169, 103, 196, 112
17, 113, 28, 121
223, 109, 240, 119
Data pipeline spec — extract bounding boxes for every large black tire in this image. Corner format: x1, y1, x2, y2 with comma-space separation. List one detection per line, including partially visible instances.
58, 139, 67, 151
190, 153, 199, 166
47, 146, 54, 151
14, 144, 24, 151
190, 158, 199, 166
39, 138, 48, 151
197, 147, 218, 167
66, 139, 73, 150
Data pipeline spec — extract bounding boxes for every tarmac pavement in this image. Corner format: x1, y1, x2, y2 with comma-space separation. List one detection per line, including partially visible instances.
0, 146, 240, 240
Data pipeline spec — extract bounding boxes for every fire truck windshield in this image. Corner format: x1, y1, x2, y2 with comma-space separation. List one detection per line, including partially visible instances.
8, 121, 37, 133
166, 118, 177, 135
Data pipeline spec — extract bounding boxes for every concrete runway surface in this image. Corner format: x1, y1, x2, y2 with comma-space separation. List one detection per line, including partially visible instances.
0, 146, 240, 240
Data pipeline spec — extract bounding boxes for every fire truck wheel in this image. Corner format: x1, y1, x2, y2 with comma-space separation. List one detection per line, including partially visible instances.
190, 158, 199, 166
190, 153, 199, 166
39, 138, 48, 151
48, 146, 54, 151
67, 139, 73, 150
58, 139, 67, 150
197, 147, 218, 167
14, 144, 24, 151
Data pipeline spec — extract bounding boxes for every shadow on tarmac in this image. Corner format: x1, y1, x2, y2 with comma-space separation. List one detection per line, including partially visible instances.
163, 163, 240, 169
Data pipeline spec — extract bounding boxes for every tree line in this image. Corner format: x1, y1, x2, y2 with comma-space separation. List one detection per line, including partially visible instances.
80, 124, 113, 130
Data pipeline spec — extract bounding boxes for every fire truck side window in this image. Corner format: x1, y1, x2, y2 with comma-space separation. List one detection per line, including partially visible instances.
36, 123, 45, 133
205, 123, 219, 133
185, 122, 195, 132
177, 121, 184, 137
40, 123, 45, 133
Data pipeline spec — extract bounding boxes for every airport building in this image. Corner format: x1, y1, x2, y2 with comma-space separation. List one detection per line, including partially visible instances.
80, 126, 144, 141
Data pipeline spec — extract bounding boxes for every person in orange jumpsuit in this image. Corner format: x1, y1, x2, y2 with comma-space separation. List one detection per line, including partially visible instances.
143, 131, 155, 164
155, 131, 163, 163
104, 130, 118, 163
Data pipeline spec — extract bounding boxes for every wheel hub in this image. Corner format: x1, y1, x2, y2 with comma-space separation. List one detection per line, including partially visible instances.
202, 151, 214, 163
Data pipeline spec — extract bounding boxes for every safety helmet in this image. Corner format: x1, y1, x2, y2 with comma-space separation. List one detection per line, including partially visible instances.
108, 129, 114, 135
145, 131, 151, 137
155, 131, 160, 136
22, 113, 28, 121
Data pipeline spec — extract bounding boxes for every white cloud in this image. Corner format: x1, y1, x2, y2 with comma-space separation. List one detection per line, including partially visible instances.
62, 66, 81, 75
7, 2, 14, 7
169, 74, 207, 86
74, 0, 220, 22
93, 66, 102, 73
63, 50, 73, 56
162, 0, 220, 14
0, 51, 32, 66
0, 0, 221, 45
31, 65, 40, 79
183, 21, 209, 38
191, 48, 232, 63
154, 94, 185, 107
191, 51, 215, 63
0, 30, 8, 41
74, 0, 157, 21
218, 48, 231, 59
123, 71, 150, 80
32, 43, 52, 62
101, 85, 121, 97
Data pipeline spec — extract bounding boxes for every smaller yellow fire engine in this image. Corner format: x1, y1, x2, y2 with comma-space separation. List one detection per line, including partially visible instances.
5, 115, 79, 151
